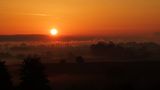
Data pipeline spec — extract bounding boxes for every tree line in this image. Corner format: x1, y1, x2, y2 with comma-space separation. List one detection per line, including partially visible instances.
0, 56, 52, 90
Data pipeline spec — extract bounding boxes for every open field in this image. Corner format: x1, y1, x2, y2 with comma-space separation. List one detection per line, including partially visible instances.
7, 61, 160, 90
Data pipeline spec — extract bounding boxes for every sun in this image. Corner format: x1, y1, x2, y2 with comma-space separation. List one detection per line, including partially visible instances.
50, 28, 58, 36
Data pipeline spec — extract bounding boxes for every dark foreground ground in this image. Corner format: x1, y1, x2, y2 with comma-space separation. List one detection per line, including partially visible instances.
10, 61, 160, 90
48, 61, 160, 90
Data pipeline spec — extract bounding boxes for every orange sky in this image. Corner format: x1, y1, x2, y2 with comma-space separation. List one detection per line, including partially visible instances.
0, 0, 160, 38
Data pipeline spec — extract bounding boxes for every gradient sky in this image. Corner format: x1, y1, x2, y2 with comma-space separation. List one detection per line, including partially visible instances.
0, 0, 160, 38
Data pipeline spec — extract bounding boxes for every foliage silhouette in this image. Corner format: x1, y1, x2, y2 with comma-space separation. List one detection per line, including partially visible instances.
91, 41, 126, 58
18, 56, 52, 90
76, 56, 85, 64
0, 60, 13, 90
90, 41, 154, 60
59, 59, 67, 64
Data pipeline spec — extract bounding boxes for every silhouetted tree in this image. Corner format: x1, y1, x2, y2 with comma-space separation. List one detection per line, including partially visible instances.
0, 60, 13, 90
90, 41, 108, 56
90, 41, 157, 60
76, 56, 85, 64
59, 59, 67, 64
90, 41, 126, 59
18, 56, 52, 90
107, 41, 116, 48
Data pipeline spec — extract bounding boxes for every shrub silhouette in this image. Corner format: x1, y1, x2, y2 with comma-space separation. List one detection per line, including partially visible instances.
90, 41, 156, 61
59, 59, 67, 64
0, 60, 13, 90
76, 56, 85, 64
18, 56, 52, 90
90, 41, 126, 58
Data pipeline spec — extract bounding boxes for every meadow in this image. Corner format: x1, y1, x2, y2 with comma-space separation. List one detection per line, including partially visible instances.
1, 40, 160, 90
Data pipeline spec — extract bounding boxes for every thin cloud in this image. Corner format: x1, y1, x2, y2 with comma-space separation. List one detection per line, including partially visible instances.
0, 12, 51, 17
20, 13, 51, 16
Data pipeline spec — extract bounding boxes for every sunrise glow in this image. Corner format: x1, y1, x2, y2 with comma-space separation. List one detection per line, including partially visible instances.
0, 0, 160, 41
50, 28, 58, 36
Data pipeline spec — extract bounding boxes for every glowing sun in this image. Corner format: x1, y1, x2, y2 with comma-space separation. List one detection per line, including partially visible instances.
50, 28, 58, 36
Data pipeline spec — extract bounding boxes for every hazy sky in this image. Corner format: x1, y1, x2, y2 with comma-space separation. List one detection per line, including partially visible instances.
0, 0, 160, 38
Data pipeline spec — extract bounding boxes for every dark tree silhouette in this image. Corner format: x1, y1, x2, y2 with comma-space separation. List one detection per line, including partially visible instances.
0, 60, 13, 90
90, 41, 126, 59
76, 56, 85, 64
18, 56, 52, 90
59, 59, 67, 64
90, 41, 156, 61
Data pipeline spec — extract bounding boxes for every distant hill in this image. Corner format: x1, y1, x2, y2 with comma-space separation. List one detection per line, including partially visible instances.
0, 35, 99, 42
0, 35, 52, 42
0, 34, 159, 43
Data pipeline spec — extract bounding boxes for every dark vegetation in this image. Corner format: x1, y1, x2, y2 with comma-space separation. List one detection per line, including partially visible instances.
0, 56, 51, 90
0, 60, 13, 90
0, 41, 160, 90
91, 41, 160, 61
17, 56, 51, 90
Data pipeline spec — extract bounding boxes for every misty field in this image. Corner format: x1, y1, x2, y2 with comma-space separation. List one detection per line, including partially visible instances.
1, 40, 160, 90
